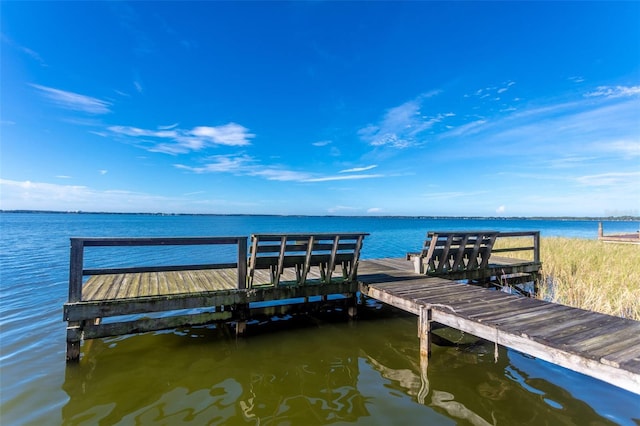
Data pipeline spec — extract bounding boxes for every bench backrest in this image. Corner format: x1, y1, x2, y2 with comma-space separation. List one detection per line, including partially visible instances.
247, 233, 368, 287
419, 231, 498, 274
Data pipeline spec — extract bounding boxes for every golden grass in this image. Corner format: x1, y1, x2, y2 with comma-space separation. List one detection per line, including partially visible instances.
493, 237, 640, 320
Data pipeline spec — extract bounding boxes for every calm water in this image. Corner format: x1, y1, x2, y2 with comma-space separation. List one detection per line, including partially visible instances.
1, 213, 639, 425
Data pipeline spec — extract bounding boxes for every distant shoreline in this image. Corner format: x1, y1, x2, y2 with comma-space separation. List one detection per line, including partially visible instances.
1, 209, 638, 222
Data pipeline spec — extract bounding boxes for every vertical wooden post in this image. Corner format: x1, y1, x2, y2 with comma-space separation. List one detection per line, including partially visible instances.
418, 305, 432, 358
69, 238, 84, 302
67, 238, 84, 362
347, 293, 358, 319
237, 237, 247, 290
417, 305, 431, 404
533, 231, 540, 264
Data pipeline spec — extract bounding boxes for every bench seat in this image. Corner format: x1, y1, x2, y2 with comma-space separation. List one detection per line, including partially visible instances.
247, 233, 368, 287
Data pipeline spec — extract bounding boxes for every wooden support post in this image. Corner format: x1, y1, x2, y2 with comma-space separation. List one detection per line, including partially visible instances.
417, 305, 431, 404
66, 238, 84, 362
66, 325, 81, 362
419, 305, 432, 358
235, 303, 250, 337
347, 293, 358, 319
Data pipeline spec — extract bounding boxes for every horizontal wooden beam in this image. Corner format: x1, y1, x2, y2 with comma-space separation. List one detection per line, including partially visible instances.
75, 236, 246, 246
83, 311, 234, 339
83, 262, 237, 276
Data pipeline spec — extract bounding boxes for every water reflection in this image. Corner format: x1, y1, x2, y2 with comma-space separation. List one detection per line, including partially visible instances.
62, 312, 627, 425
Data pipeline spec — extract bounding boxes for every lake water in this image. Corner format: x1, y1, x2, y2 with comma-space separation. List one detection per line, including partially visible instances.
1, 213, 639, 425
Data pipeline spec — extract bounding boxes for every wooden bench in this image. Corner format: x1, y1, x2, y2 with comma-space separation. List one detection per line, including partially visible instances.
247, 233, 368, 287
408, 231, 499, 275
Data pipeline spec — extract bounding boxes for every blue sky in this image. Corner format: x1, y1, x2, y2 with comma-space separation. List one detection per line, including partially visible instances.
1, 1, 639, 216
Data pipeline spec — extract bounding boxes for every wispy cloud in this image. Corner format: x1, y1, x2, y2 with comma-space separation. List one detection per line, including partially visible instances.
175, 154, 254, 173
339, 165, 377, 173
312, 140, 332, 147
175, 154, 382, 183
359, 93, 450, 149
30, 84, 112, 114
441, 119, 488, 138
0, 178, 185, 213
251, 169, 313, 181
1, 34, 47, 66
303, 174, 383, 183
575, 171, 640, 187
175, 154, 312, 181
109, 122, 254, 154
584, 85, 640, 99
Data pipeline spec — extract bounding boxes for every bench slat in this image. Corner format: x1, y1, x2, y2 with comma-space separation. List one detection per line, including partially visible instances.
247, 233, 368, 288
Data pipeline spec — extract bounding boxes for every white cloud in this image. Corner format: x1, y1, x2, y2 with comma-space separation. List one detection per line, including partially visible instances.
575, 171, 640, 187
251, 169, 313, 181
175, 155, 311, 181
30, 84, 112, 114
0, 179, 184, 213
175, 156, 383, 184
312, 140, 332, 147
108, 125, 178, 138
2, 34, 47, 66
175, 154, 253, 173
190, 123, 253, 146
303, 174, 383, 183
56, 175, 72, 179
339, 165, 378, 173
441, 119, 487, 138
158, 123, 180, 130
359, 93, 450, 149
99, 170, 108, 175
367, 207, 383, 213
109, 122, 254, 154
584, 85, 640, 99
496, 205, 506, 214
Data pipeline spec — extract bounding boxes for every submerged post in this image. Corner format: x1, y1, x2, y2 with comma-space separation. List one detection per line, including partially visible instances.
418, 305, 432, 358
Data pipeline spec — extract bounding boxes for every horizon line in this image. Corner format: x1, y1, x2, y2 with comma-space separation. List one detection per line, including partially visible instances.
1, 209, 638, 221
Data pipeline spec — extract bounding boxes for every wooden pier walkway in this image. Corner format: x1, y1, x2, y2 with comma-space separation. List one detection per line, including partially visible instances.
358, 257, 640, 395
63, 231, 640, 395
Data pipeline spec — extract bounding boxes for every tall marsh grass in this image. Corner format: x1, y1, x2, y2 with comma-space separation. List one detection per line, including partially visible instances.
493, 237, 640, 320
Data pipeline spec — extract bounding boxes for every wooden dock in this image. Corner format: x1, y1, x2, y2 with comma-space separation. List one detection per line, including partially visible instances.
63, 231, 640, 395
358, 258, 640, 395
598, 221, 640, 244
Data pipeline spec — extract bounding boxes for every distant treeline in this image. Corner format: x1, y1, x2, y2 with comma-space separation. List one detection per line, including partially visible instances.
1, 210, 638, 221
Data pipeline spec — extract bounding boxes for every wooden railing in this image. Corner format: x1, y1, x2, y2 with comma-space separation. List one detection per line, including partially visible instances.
491, 231, 540, 263
68, 236, 248, 302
